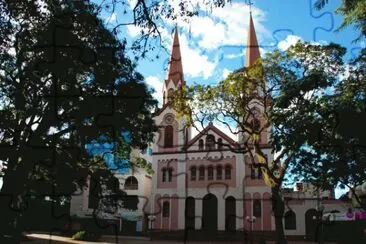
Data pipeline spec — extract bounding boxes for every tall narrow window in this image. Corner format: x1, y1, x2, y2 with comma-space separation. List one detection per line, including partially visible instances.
225, 165, 231, 180
88, 175, 100, 209
253, 199, 261, 217
191, 167, 196, 181
285, 210, 296, 230
199, 166, 205, 180
198, 139, 204, 150
164, 125, 173, 148
168, 168, 173, 182
217, 138, 223, 150
163, 201, 170, 217
162, 168, 166, 182
216, 165, 222, 180
208, 166, 214, 180
205, 134, 215, 150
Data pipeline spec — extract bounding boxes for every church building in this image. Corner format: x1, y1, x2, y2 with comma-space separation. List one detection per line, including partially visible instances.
149, 13, 274, 233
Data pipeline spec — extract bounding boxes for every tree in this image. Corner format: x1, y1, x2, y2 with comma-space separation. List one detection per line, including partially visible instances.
288, 44, 366, 210
172, 42, 346, 244
0, 0, 158, 241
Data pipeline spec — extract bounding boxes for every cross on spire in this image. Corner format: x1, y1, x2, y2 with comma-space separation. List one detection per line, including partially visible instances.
248, 0, 253, 14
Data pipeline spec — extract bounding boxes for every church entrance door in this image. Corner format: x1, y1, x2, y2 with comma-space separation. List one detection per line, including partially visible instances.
202, 194, 218, 233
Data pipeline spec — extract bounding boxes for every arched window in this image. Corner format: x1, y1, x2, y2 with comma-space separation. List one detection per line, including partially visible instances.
124, 176, 138, 190
216, 165, 222, 180
164, 125, 173, 148
198, 139, 204, 150
205, 134, 215, 150
163, 201, 170, 217
225, 165, 231, 180
162, 168, 167, 182
217, 138, 223, 150
253, 199, 261, 217
284, 210, 296, 230
208, 166, 214, 180
190, 167, 196, 181
168, 168, 173, 182
199, 166, 205, 180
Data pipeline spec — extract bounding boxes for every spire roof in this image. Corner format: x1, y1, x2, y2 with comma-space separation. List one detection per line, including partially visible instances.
245, 13, 261, 67
166, 26, 184, 86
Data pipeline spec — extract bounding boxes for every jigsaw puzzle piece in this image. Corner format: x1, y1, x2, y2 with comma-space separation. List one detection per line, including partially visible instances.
308, 0, 335, 41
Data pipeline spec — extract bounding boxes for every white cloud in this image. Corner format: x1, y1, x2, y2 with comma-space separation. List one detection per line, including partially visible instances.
127, 0, 137, 9
125, 2, 269, 80
181, 3, 268, 50
225, 52, 243, 59
125, 1, 269, 51
178, 33, 217, 79
127, 25, 141, 37
145, 76, 163, 105
278, 35, 329, 51
278, 35, 302, 51
222, 68, 231, 79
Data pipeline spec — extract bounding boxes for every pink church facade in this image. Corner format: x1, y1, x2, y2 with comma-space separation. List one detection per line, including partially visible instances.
150, 114, 274, 232
149, 17, 275, 232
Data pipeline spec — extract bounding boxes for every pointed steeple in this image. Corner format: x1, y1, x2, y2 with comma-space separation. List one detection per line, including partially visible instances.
245, 13, 261, 67
166, 25, 184, 86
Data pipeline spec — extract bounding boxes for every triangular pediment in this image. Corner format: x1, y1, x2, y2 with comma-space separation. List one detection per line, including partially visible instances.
185, 123, 238, 151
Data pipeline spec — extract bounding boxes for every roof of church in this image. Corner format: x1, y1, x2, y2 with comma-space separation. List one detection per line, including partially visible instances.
165, 26, 184, 86
245, 13, 261, 67
185, 122, 238, 150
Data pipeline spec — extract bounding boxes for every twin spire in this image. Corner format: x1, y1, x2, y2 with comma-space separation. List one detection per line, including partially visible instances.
245, 13, 261, 67
163, 12, 260, 103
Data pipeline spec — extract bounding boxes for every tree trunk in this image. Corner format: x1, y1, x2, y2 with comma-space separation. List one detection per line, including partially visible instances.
271, 187, 287, 244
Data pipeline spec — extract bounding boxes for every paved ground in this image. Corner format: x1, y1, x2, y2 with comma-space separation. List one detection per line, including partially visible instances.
22, 233, 337, 244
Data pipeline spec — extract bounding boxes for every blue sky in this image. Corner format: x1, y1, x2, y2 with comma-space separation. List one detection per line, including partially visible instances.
99, 0, 363, 108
